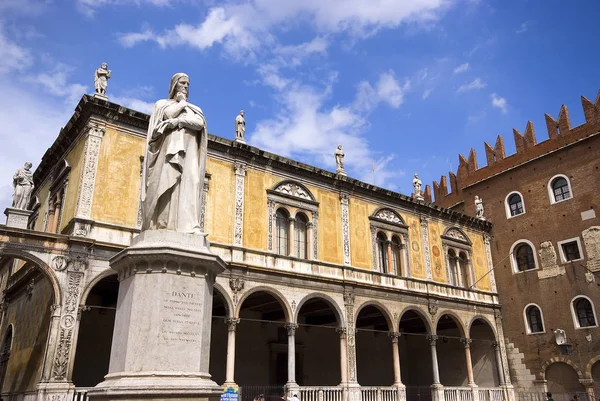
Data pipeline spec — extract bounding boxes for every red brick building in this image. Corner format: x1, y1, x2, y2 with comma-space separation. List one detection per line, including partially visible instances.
432, 92, 600, 399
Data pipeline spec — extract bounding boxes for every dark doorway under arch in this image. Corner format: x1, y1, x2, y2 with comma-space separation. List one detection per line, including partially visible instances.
399, 310, 432, 401
356, 305, 393, 386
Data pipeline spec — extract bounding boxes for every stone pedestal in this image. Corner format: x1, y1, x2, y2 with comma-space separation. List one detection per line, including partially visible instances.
233, 137, 246, 145
88, 230, 227, 401
4, 207, 32, 229
93, 93, 108, 101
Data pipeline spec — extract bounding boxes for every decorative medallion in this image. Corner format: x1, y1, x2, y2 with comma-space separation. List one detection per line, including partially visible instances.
411, 241, 420, 252
431, 245, 441, 258
51, 256, 68, 272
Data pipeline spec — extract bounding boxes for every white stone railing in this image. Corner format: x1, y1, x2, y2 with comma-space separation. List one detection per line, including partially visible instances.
443, 387, 473, 401
73, 387, 92, 401
361, 386, 400, 401
477, 388, 504, 401
299, 386, 344, 401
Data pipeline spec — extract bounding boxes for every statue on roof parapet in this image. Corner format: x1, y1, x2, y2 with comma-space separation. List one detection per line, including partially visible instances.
94, 62, 111, 99
412, 174, 424, 201
234, 110, 246, 144
335, 145, 346, 176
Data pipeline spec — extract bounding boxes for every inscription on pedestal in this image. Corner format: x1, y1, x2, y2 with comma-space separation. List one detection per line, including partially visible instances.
160, 291, 203, 344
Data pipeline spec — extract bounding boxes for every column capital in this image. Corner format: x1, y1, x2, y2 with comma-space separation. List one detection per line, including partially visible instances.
225, 318, 241, 332
233, 161, 247, 176
336, 327, 348, 338
285, 323, 299, 336
460, 338, 473, 348
427, 334, 438, 346
389, 332, 401, 342
492, 341, 500, 350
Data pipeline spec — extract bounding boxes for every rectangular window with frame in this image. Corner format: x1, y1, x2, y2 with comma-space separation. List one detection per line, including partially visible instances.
561, 241, 581, 262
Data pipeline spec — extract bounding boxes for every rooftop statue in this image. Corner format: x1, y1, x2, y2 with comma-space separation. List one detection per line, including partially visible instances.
94, 62, 111, 97
235, 110, 246, 142
141, 73, 208, 234
12, 162, 34, 210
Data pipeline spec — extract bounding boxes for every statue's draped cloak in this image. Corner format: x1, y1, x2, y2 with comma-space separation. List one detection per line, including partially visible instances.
141, 98, 208, 233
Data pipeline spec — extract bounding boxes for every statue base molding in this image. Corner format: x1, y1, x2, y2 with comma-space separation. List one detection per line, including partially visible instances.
87, 230, 226, 401
4, 207, 32, 229
233, 137, 246, 144
93, 93, 108, 101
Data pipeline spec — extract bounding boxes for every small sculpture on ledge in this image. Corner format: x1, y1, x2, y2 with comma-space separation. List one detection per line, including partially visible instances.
412, 174, 424, 200
12, 162, 34, 210
475, 195, 485, 220
234, 110, 246, 143
94, 62, 111, 99
335, 145, 346, 176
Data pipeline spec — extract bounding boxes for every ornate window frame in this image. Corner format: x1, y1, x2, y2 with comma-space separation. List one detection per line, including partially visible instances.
509, 239, 539, 274
505, 191, 526, 219
441, 227, 475, 288
547, 174, 573, 205
523, 303, 545, 334
368, 208, 409, 276
571, 295, 598, 329
267, 180, 319, 260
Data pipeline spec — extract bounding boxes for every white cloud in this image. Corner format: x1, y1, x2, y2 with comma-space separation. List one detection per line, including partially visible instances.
77, 0, 173, 16
516, 21, 529, 34
457, 77, 486, 93
26, 63, 88, 104
118, 0, 455, 58
422, 88, 432, 99
490, 93, 508, 113
111, 96, 155, 114
453, 62, 469, 74
0, 26, 33, 73
355, 70, 410, 111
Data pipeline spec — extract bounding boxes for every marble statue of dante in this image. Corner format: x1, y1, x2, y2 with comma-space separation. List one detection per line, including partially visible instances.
412, 174, 422, 194
94, 62, 111, 96
475, 195, 485, 219
12, 162, 34, 210
235, 110, 245, 140
141, 73, 208, 234
335, 145, 345, 172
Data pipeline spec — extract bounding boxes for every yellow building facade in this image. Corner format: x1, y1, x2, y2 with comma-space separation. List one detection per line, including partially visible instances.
0, 95, 508, 401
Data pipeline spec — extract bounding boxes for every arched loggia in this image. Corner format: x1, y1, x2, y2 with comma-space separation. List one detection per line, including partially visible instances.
399, 309, 433, 399
469, 318, 501, 387
295, 296, 341, 385
72, 274, 119, 387
435, 314, 467, 386
236, 290, 289, 400
355, 303, 393, 386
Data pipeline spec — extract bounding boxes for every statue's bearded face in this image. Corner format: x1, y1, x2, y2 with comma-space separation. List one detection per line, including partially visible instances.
176, 77, 189, 97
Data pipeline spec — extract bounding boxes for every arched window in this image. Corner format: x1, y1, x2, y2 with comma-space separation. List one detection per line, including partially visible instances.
458, 251, 471, 288
550, 176, 572, 203
507, 193, 524, 217
514, 243, 536, 272
573, 297, 597, 328
391, 236, 402, 275
525, 305, 544, 333
377, 232, 388, 273
294, 213, 308, 259
275, 209, 290, 256
448, 249, 459, 286
0, 326, 13, 393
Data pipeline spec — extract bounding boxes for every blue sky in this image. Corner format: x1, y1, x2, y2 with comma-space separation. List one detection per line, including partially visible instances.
1, 0, 599, 209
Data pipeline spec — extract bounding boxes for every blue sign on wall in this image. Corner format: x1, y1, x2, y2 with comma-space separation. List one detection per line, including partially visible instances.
221, 386, 239, 401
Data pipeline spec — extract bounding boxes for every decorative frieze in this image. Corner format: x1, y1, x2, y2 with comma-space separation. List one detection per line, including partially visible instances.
229, 277, 245, 306
74, 123, 106, 227
311, 211, 319, 260
267, 200, 275, 252
483, 234, 497, 292
420, 218, 432, 280
340, 193, 351, 266
233, 162, 247, 246
199, 177, 210, 232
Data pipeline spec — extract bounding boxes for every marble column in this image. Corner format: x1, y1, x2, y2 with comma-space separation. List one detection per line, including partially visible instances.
493, 342, 506, 386
386, 241, 394, 274
286, 323, 299, 386
338, 327, 348, 385
224, 318, 240, 386
461, 338, 475, 386
288, 218, 296, 257
427, 335, 440, 385
390, 332, 403, 385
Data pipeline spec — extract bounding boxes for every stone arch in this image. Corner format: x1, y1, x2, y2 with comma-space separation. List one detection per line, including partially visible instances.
540, 358, 584, 381
355, 300, 394, 330
293, 292, 343, 325
213, 281, 234, 319
0, 248, 62, 305
585, 355, 600, 379
434, 310, 467, 337
467, 315, 498, 340
370, 208, 406, 225
272, 180, 316, 202
79, 269, 117, 306
397, 305, 433, 334
234, 286, 293, 322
